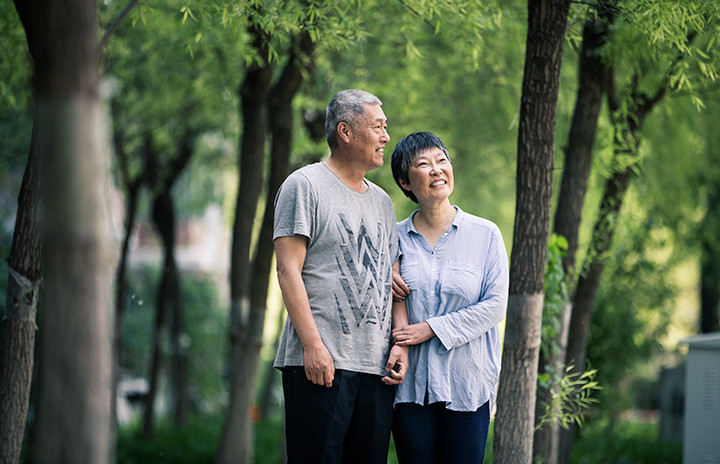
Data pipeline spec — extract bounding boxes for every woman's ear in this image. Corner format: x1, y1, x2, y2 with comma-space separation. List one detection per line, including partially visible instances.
398, 178, 412, 192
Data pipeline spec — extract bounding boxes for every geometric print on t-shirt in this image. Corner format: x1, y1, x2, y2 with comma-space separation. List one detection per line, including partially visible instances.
334, 213, 393, 335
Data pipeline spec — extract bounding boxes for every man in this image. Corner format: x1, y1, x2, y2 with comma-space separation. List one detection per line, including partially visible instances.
273, 89, 408, 463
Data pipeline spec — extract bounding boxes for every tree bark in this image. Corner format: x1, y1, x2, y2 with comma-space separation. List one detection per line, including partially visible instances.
700, 180, 720, 333
557, 63, 667, 462
214, 15, 272, 464
111, 128, 143, 432
215, 19, 315, 464
493, 0, 571, 462
0, 118, 41, 464
140, 130, 195, 437
15, 0, 115, 461
533, 9, 611, 464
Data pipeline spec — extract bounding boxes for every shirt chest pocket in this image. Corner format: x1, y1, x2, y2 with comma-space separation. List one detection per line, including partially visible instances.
440, 261, 483, 305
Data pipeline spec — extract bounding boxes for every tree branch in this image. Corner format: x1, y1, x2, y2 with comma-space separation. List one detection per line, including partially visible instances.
98, 0, 139, 54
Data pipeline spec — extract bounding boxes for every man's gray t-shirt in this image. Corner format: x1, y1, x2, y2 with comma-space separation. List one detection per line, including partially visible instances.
273, 162, 399, 376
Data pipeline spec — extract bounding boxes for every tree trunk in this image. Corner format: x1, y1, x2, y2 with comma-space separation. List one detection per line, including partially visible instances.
0, 118, 41, 464
215, 20, 315, 464
112, 130, 143, 432
533, 10, 610, 464
150, 191, 187, 428
699, 181, 720, 333
557, 65, 667, 462
214, 18, 272, 464
140, 131, 195, 437
493, 1, 571, 462
258, 304, 286, 420
16, 0, 115, 461
141, 264, 165, 439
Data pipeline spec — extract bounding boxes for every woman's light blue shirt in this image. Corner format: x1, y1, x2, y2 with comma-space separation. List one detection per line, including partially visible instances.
395, 207, 509, 412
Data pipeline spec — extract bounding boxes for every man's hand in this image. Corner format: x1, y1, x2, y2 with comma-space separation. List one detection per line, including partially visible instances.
303, 341, 335, 387
392, 270, 410, 302
382, 344, 409, 385
392, 322, 435, 346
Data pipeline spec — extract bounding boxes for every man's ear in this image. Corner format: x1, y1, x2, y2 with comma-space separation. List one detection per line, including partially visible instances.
337, 122, 351, 143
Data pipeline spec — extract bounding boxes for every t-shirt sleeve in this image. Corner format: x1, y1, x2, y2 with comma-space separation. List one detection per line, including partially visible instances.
273, 172, 315, 241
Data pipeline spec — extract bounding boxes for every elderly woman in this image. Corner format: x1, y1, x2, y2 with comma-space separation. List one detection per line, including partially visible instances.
389, 132, 509, 463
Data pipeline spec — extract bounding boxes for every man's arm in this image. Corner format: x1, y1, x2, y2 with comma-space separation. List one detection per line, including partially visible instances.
383, 259, 409, 385
275, 235, 335, 387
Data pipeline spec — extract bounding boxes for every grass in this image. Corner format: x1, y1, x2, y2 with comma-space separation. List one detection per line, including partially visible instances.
115, 412, 680, 463
571, 417, 681, 464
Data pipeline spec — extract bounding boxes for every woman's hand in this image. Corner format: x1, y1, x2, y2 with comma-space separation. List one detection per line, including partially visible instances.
392, 322, 435, 346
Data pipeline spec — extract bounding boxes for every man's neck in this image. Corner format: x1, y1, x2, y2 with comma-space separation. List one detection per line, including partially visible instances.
324, 156, 368, 192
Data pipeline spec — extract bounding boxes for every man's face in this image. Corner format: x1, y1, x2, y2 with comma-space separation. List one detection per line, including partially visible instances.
347, 104, 389, 171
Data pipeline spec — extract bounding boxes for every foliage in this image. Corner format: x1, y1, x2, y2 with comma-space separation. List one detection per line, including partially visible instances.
605, 0, 720, 112
116, 414, 222, 464
586, 202, 677, 415
537, 235, 602, 432
101, 0, 238, 211
0, 1, 33, 235
541, 233, 570, 361
115, 408, 677, 464
536, 364, 601, 431
571, 417, 682, 464
121, 268, 227, 412
0, 1, 31, 109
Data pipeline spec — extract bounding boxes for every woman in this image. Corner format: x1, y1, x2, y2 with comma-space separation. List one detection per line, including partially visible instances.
389, 132, 509, 463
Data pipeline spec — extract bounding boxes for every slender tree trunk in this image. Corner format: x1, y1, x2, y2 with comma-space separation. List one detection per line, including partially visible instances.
112, 131, 143, 431
533, 10, 610, 464
151, 191, 187, 428
0, 119, 41, 464
214, 18, 272, 464
141, 274, 165, 438
699, 181, 720, 333
258, 304, 286, 420
493, 1, 571, 463
140, 131, 195, 436
215, 18, 315, 464
16, 0, 115, 461
557, 65, 667, 462
250, 20, 316, 417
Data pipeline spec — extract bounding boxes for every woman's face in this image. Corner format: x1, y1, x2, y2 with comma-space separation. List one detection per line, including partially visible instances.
401, 147, 454, 203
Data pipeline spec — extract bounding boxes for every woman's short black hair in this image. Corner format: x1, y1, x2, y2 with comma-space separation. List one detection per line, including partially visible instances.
391, 131, 450, 203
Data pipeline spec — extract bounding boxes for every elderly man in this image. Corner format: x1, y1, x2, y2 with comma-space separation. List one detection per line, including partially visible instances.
273, 89, 408, 463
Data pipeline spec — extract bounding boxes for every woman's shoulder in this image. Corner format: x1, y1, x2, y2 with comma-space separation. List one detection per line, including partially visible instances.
456, 208, 501, 233
397, 210, 419, 230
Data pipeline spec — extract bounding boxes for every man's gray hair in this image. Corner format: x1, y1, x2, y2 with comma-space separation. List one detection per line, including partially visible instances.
325, 89, 382, 149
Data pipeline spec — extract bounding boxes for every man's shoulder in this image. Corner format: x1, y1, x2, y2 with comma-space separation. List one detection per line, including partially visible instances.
286, 162, 324, 182
364, 178, 393, 202
278, 163, 327, 197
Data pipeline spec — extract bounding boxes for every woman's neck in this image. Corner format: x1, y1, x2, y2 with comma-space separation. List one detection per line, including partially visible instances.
415, 202, 456, 228
413, 202, 456, 248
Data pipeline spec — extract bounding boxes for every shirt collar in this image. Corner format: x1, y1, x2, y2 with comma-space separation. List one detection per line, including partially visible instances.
406, 206, 463, 234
